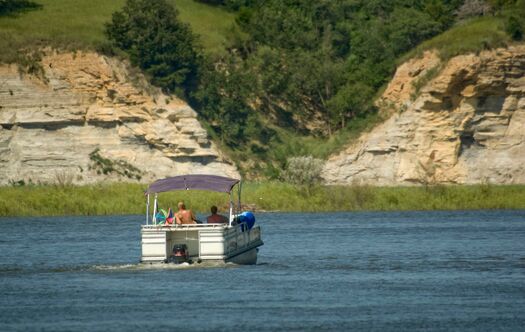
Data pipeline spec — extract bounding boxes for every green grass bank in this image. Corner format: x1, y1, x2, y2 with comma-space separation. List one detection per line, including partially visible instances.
0, 0, 234, 63
1, 183, 524, 217
401, 16, 511, 62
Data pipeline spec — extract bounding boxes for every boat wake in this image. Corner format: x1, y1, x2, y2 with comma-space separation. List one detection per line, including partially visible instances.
93, 261, 239, 271
0, 261, 239, 275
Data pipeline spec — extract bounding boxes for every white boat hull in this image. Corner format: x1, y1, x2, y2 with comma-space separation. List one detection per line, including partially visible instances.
140, 224, 263, 265
226, 247, 258, 265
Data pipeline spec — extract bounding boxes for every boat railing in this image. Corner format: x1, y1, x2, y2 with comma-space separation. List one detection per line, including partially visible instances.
141, 221, 260, 236
141, 223, 229, 229
224, 222, 261, 256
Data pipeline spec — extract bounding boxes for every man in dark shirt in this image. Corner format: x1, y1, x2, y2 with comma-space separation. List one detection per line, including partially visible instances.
207, 205, 228, 224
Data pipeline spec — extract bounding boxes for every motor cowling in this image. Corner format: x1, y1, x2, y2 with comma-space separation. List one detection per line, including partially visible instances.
169, 244, 189, 264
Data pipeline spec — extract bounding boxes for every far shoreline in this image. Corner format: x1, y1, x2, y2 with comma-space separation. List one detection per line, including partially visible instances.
1, 182, 524, 217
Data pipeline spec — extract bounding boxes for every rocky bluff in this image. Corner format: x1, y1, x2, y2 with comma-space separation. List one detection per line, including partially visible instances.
324, 45, 525, 185
0, 52, 238, 185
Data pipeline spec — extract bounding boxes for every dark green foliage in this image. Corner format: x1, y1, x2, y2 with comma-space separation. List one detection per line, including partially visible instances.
388, 8, 442, 54
0, 0, 41, 16
506, 15, 523, 40
195, 0, 256, 10
238, 0, 460, 128
504, 0, 525, 40
194, 0, 224, 5
193, 55, 262, 147
105, 0, 200, 96
191, 0, 464, 172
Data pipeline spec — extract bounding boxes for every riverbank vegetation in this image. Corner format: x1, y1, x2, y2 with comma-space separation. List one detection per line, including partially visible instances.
1, 183, 524, 217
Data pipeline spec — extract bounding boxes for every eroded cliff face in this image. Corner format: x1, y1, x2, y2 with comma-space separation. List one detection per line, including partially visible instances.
324, 46, 525, 185
0, 51, 238, 185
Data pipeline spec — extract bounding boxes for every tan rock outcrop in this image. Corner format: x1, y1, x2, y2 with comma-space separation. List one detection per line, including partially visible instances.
324, 45, 525, 185
377, 50, 441, 113
0, 51, 238, 185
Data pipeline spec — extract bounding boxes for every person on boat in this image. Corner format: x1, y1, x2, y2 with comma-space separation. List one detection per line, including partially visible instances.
175, 201, 197, 224
207, 205, 228, 224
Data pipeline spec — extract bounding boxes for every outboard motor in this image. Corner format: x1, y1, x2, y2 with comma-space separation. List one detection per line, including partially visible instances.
169, 244, 189, 264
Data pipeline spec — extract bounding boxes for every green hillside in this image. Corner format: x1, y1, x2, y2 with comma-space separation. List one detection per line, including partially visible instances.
404, 16, 511, 62
1, 0, 524, 179
0, 0, 235, 63
175, 0, 236, 54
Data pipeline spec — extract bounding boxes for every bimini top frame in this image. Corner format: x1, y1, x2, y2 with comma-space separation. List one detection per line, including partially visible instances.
144, 174, 242, 227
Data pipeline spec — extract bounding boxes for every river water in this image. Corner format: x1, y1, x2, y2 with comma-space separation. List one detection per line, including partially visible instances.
1, 210, 524, 331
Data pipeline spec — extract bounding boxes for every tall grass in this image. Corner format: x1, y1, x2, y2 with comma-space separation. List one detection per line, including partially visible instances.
174, 0, 236, 55
0, 0, 235, 63
1, 182, 524, 217
0, 0, 122, 63
402, 16, 511, 63
243, 183, 525, 212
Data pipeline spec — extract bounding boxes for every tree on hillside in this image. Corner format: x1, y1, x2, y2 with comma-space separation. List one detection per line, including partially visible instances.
505, 0, 525, 40
190, 0, 466, 160
105, 0, 200, 97
194, 54, 270, 147
0, 0, 41, 16
195, 0, 256, 10
224, 0, 458, 135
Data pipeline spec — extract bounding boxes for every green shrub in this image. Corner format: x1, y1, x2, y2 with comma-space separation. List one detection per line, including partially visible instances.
280, 156, 324, 191
504, 0, 525, 39
16, 49, 46, 81
89, 148, 143, 180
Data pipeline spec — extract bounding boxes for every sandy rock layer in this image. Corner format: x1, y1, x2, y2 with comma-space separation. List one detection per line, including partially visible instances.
0, 52, 238, 185
324, 46, 525, 185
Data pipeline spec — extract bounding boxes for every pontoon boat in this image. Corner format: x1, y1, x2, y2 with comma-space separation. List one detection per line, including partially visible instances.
141, 175, 263, 265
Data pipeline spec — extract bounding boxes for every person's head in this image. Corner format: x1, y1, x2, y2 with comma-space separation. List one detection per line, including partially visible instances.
178, 201, 185, 210
210, 205, 218, 214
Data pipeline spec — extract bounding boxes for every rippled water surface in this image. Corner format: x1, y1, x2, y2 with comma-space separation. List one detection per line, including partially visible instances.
1, 210, 525, 331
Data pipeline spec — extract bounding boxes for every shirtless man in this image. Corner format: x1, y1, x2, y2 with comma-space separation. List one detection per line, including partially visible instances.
175, 201, 196, 224
207, 205, 228, 224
